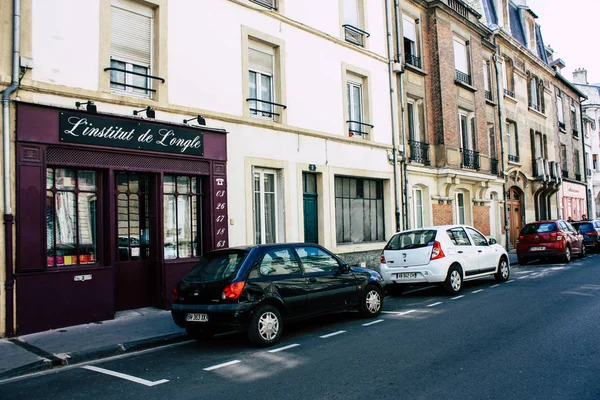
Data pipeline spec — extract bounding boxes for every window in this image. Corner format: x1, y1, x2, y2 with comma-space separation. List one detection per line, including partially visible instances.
488, 124, 497, 159
455, 193, 466, 225
163, 175, 203, 260
560, 144, 568, 175
593, 154, 598, 171
117, 173, 151, 261
506, 120, 519, 162
335, 177, 384, 244
403, 15, 420, 68
459, 112, 476, 150
557, 91, 565, 129
110, 0, 153, 96
453, 36, 471, 85
254, 168, 285, 244
466, 227, 488, 246
502, 56, 515, 97
296, 246, 340, 273
258, 248, 301, 276
342, 0, 367, 46
249, 0, 277, 10
249, 40, 275, 119
571, 100, 578, 136
447, 227, 471, 246
414, 188, 423, 229
46, 168, 98, 267
407, 99, 428, 164
483, 60, 492, 100
347, 79, 364, 135
528, 75, 545, 113
574, 150, 581, 178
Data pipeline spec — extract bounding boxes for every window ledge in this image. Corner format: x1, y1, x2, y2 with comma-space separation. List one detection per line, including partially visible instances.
559, 127, 566, 133
507, 160, 521, 167
503, 93, 517, 104
405, 63, 427, 76
454, 79, 477, 92
485, 98, 497, 107
528, 106, 546, 118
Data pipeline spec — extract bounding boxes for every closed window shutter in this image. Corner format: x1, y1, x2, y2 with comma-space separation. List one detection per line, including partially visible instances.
249, 48, 273, 75
403, 16, 416, 42
111, 5, 152, 66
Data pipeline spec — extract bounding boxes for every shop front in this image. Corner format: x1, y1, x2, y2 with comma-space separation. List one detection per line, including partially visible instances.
560, 181, 587, 222
14, 103, 228, 334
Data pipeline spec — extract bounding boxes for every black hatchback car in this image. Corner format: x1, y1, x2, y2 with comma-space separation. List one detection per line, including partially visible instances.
171, 243, 384, 347
572, 220, 600, 252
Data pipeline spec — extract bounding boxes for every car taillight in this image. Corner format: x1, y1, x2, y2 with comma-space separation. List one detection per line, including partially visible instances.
430, 241, 445, 260
517, 235, 524, 244
550, 232, 564, 241
172, 287, 178, 301
589, 231, 598, 236
380, 252, 387, 265
222, 281, 246, 300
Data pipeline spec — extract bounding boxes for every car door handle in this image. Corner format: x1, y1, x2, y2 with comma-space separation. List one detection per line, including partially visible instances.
478, 250, 482, 253
308, 277, 317, 283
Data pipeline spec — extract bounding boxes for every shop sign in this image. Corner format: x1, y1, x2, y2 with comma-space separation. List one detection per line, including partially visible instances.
59, 111, 203, 156
562, 181, 586, 198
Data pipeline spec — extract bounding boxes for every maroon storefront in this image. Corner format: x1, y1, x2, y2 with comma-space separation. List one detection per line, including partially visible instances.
14, 103, 228, 335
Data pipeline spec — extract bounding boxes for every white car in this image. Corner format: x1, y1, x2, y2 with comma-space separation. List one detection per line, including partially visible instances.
380, 225, 510, 295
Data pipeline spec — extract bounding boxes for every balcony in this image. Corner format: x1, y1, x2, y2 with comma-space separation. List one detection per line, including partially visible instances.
575, 173, 582, 181
460, 148, 480, 170
485, 90, 493, 101
529, 103, 540, 112
343, 24, 370, 47
405, 54, 422, 69
347, 120, 374, 137
533, 158, 550, 181
246, 98, 287, 120
573, 129, 579, 138
559, 121, 566, 132
249, 0, 277, 9
490, 158, 499, 175
455, 70, 472, 86
408, 140, 430, 165
549, 161, 562, 183
562, 169, 569, 179
504, 88, 515, 98
448, 0, 470, 18
508, 154, 519, 163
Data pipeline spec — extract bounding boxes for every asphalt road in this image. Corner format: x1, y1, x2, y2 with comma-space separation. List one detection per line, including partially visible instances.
2, 255, 600, 400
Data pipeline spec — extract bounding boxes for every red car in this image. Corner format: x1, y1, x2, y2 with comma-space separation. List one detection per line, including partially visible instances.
516, 220, 585, 265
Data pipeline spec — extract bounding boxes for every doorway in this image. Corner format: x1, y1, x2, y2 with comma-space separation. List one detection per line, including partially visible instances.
114, 172, 159, 311
507, 187, 523, 249
302, 172, 319, 244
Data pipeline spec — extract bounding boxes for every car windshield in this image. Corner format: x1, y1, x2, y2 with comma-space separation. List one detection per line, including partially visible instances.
184, 250, 249, 282
521, 223, 556, 234
573, 223, 594, 232
386, 230, 437, 250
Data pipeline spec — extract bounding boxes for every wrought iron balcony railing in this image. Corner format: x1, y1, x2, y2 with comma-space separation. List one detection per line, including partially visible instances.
405, 54, 422, 69
573, 129, 579, 137
448, 0, 470, 18
508, 154, 519, 163
343, 24, 370, 47
575, 173, 582, 181
408, 140, 430, 165
558, 121, 566, 131
504, 88, 515, 98
490, 158, 499, 175
460, 148, 480, 170
249, 0, 277, 9
562, 169, 569, 179
104, 67, 165, 93
529, 103, 540, 112
455, 70, 472, 85
246, 98, 287, 119
347, 120, 374, 137
485, 90, 493, 101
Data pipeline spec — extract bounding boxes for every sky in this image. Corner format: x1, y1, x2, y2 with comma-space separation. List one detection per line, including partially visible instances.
526, 0, 600, 84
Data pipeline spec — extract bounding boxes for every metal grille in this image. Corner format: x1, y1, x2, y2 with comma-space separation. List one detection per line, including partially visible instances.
47, 147, 211, 175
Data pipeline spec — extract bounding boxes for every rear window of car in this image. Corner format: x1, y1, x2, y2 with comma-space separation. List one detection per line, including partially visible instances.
521, 223, 556, 234
573, 223, 595, 232
386, 230, 437, 250
184, 250, 249, 282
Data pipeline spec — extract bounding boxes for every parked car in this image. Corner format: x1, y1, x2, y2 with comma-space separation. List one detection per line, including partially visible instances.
171, 243, 384, 347
516, 220, 585, 265
380, 225, 510, 296
571, 220, 600, 252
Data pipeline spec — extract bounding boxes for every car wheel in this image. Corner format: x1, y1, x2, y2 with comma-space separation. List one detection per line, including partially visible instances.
580, 245, 586, 258
562, 246, 572, 263
517, 257, 527, 266
360, 285, 383, 317
248, 304, 282, 347
386, 285, 404, 297
494, 257, 510, 282
443, 264, 463, 295
186, 326, 215, 342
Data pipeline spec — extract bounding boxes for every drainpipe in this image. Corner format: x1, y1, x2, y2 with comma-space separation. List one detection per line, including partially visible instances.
492, 35, 510, 251
385, 0, 402, 232
1, 0, 21, 337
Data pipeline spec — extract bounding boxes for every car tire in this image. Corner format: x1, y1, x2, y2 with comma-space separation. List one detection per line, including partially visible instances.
517, 257, 527, 266
359, 285, 383, 317
248, 304, 282, 347
494, 257, 510, 282
443, 264, 463, 295
186, 326, 215, 342
562, 246, 572, 264
386, 285, 405, 297
580, 245, 587, 258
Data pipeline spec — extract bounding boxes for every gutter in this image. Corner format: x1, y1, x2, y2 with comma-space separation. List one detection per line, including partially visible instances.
1, 0, 21, 337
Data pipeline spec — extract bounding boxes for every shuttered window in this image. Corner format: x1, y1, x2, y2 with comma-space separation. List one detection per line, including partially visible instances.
249, 41, 275, 119
110, 0, 153, 96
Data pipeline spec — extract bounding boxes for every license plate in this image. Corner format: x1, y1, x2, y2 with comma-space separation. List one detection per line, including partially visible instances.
396, 272, 417, 279
186, 313, 208, 322
530, 246, 546, 251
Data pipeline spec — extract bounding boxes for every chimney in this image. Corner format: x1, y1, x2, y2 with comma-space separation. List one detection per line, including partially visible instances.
573, 68, 588, 84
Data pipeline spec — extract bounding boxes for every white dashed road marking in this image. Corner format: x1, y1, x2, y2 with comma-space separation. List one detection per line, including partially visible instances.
490, 284, 500, 288
451, 295, 464, 300
472, 289, 484, 293
320, 330, 346, 338
518, 276, 529, 280
507, 280, 515, 283
362, 319, 384, 327
203, 360, 241, 371
397, 309, 417, 316
81, 365, 169, 387
427, 302, 442, 307
268, 344, 300, 353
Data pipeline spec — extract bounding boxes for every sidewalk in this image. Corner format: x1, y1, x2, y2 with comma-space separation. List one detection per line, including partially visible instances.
0, 307, 188, 381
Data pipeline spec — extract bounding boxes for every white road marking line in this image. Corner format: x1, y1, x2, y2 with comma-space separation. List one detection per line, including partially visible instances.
81, 365, 168, 387
518, 276, 529, 280
362, 319, 384, 327
397, 309, 417, 316
506, 280, 515, 283
471, 289, 484, 293
451, 295, 464, 300
381, 311, 401, 314
203, 360, 241, 371
490, 284, 500, 288
562, 291, 594, 297
320, 330, 346, 338
427, 302, 442, 307
267, 344, 300, 353
514, 270, 533, 274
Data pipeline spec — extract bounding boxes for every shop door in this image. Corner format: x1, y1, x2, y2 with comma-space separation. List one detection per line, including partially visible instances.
302, 173, 318, 244
114, 172, 158, 311
508, 187, 522, 249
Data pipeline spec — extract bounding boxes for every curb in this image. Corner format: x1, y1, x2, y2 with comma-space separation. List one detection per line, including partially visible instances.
0, 332, 189, 381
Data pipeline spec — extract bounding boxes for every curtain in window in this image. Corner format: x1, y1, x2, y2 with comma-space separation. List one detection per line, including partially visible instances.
453, 39, 468, 74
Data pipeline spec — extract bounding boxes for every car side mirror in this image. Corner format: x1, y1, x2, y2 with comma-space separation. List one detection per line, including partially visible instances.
488, 238, 497, 245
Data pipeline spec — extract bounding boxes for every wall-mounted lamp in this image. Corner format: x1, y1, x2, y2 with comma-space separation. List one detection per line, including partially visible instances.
75, 100, 97, 114
183, 115, 206, 126
133, 106, 155, 119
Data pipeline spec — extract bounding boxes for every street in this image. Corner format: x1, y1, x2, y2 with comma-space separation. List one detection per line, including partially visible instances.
2, 255, 600, 400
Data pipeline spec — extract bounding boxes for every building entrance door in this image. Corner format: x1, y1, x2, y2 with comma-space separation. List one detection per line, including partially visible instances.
302, 173, 318, 243
507, 187, 522, 249
114, 172, 159, 311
